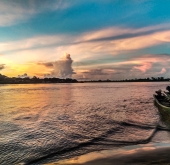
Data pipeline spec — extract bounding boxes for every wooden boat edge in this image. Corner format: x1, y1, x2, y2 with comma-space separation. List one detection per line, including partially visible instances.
153, 94, 170, 114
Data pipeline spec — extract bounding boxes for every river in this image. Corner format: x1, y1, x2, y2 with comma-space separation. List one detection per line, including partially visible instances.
0, 82, 170, 165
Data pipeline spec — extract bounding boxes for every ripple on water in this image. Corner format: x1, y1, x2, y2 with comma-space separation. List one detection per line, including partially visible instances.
0, 83, 170, 165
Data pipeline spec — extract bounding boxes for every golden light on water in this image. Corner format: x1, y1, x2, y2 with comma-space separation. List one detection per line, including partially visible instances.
45, 143, 159, 165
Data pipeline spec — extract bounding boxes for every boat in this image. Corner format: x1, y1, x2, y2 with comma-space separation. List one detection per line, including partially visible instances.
163, 91, 170, 99
163, 86, 170, 98
155, 86, 170, 99
154, 88, 170, 126
153, 92, 170, 115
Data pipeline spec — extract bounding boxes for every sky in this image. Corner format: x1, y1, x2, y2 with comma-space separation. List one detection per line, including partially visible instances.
0, 0, 170, 80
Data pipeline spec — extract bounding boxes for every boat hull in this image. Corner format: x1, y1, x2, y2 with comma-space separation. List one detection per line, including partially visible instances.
164, 91, 170, 98
153, 94, 170, 115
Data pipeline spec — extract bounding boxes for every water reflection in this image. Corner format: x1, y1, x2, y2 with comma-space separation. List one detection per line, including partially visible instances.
1, 82, 170, 165
48, 143, 170, 165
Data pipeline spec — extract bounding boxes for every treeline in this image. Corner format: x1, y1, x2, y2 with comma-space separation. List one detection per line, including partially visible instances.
0, 74, 170, 84
0, 74, 78, 84
84, 77, 170, 82
120, 77, 170, 82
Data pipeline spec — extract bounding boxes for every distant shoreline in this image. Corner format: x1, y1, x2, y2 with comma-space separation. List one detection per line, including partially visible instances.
81, 80, 170, 83
0, 74, 170, 84
0, 80, 170, 84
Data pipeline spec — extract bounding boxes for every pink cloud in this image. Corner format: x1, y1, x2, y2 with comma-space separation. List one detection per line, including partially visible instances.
160, 67, 166, 74
133, 62, 152, 72
158, 67, 167, 74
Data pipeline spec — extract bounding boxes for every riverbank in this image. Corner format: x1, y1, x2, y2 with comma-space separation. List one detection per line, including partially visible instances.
47, 142, 170, 165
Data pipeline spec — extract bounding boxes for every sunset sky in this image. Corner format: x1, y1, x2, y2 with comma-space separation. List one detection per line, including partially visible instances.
0, 0, 170, 80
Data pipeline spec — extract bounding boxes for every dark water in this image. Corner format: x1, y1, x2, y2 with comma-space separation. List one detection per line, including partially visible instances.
0, 82, 170, 165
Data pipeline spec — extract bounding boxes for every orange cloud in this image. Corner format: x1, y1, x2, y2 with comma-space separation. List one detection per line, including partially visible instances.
1, 62, 52, 77
1, 24, 170, 77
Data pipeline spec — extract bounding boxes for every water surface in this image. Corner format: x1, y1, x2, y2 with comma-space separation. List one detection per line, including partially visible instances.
0, 82, 170, 164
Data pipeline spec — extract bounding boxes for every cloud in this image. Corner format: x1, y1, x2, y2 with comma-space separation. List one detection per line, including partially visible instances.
0, 35, 65, 54
74, 53, 170, 80
69, 24, 170, 57
44, 74, 53, 78
0, 1, 34, 26
0, 64, 5, 70
155, 68, 168, 76
1, 23, 170, 79
1, 23, 170, 65
18, 73, 29, 78
82, 69, 109, 75
1, 23, 170, 53
0, 0, 70, 27
76, 24, 170, 43
133, 62, 152, 72
130, 54, 170, 76
52, 53, 76, 78
38, 62, 53, 68
77, 65, 135, 80
77, 68, 116, 80
37, 55, 77, 78
159, 68, 166, 74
